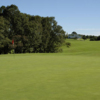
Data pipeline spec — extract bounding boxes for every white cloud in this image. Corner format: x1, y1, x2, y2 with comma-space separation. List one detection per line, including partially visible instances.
79, 32, 100, 36
76, 28, 100, 31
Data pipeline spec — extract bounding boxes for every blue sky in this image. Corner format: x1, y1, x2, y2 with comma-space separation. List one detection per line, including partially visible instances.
1, 0, 100, 36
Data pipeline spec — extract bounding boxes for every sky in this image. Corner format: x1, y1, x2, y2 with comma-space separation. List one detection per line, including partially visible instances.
0, 0, 100, 36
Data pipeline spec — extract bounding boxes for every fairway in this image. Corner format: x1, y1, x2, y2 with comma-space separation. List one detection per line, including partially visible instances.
0, 40, 100, 100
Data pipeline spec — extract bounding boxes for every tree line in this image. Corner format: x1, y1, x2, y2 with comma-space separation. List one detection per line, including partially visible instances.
82, 35, 100, 41
0, 4, 65, 54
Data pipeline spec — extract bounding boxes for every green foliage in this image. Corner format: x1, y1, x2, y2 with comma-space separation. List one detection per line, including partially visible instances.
81, 35, 99, 41
0, 4, 65, 54
72, 31, 77, 35
0, 16, 11, 54
90, 38, 95, 41
82, 35, 87, 40
65, 34, 68, 39
65, 42, 71, 48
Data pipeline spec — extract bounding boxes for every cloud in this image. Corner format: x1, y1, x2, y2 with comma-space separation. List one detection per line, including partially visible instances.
76, 28, 100, 31
79, 32, 100, 36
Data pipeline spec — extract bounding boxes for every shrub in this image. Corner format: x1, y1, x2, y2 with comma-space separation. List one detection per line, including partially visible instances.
66, 42, 71, 48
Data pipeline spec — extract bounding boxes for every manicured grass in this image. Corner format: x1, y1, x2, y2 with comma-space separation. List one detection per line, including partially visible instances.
0, 39, 100, 100
62, 39, 100, 56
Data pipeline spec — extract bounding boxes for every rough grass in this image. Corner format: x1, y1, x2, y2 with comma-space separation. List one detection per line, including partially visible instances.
0, 39, 100, 100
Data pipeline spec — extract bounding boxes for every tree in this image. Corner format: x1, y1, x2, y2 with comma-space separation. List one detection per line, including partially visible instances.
97, 36, 100, 41
0, 16, 11, 54
82, 35, 86, 40
66, 42, 71, 48
65, 33, 68, 39
0, 4, 66, 54
0, 6, 6, 16
40, 17, 65, 52
72, 31, 77, 35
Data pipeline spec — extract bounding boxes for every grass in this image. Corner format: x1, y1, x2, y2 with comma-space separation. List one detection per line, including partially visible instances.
0, 39, 100, 100
63, 39, 100, 56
